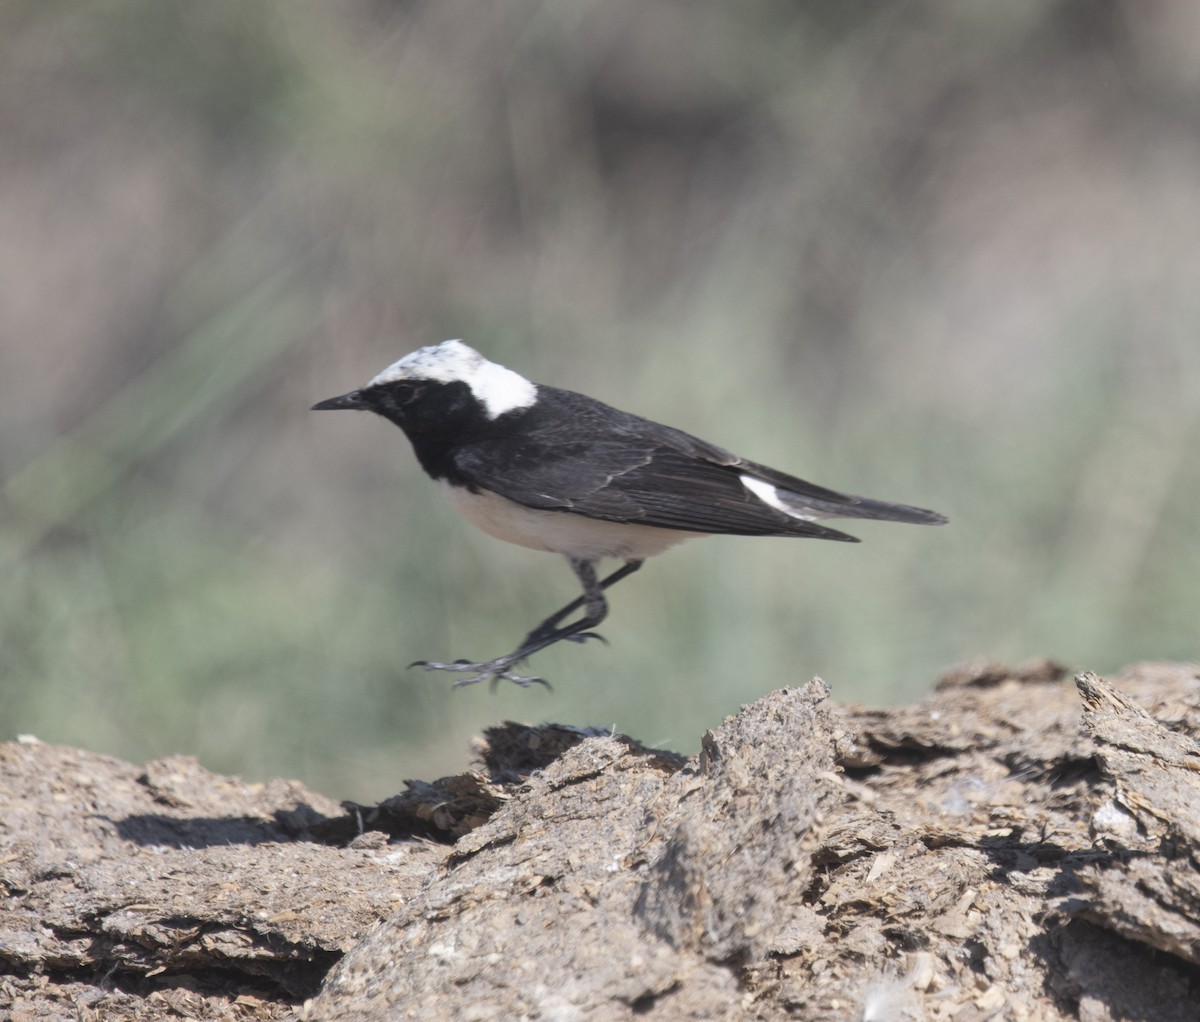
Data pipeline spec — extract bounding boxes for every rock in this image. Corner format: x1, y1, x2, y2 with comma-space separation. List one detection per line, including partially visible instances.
2, 663, 1199, 1020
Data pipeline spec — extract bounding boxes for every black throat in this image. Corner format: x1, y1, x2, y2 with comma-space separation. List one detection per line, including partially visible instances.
368, 378, 527, 489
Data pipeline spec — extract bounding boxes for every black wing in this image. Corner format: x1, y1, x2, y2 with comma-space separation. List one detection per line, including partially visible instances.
452, 385, 944, 541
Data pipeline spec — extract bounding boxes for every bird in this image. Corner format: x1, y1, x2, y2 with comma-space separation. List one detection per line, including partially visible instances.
312, 340, 947, 688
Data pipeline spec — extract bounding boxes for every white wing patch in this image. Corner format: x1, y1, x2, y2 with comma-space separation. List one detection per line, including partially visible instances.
368, 339, 537, 419
740, 474, 823, 521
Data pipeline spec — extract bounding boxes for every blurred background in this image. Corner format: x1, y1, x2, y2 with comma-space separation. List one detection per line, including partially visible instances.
3, 1, 1198, 801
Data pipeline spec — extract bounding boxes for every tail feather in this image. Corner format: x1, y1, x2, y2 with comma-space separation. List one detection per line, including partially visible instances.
737, 458, 947, 526
778, 490, 948, 526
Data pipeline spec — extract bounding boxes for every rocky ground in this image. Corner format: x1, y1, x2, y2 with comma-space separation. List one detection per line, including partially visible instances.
2, 661, 1199, 1020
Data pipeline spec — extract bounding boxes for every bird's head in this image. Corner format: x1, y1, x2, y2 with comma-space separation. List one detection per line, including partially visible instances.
312, 340, 537, 436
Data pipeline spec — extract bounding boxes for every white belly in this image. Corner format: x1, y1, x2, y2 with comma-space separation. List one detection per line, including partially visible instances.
439, 482, 698, 561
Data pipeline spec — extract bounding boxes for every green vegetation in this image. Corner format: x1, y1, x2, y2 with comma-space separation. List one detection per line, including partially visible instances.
2, 2, 1198, 800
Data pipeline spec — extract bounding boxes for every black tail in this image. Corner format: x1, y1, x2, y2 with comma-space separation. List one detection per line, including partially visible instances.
787, 491, 948, 525
741, 458, 947, 526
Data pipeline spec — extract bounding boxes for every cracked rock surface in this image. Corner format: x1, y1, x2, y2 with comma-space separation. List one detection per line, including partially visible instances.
2, 663, 1199, 1020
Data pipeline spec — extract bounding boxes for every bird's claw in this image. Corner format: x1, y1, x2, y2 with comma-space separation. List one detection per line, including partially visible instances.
565, 631, 607, 646
409, 658, 552, 691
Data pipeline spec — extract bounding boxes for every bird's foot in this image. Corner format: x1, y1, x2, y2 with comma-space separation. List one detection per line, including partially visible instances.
564, 630, 606, 646
523, 626, 607, 647
409, 657, 552, 691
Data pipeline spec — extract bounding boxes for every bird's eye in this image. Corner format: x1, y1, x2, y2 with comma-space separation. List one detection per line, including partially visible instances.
392, 381, 419, 404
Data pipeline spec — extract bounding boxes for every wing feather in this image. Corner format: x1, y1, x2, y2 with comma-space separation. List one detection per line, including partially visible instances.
449, 385, 940, 542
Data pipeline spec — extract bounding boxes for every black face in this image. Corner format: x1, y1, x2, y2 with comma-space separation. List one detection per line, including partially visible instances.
313, 377, 490, 441
360, 379, 426, 421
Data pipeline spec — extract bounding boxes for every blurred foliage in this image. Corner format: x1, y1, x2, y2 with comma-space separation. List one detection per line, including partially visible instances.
2, 0, 1198, 800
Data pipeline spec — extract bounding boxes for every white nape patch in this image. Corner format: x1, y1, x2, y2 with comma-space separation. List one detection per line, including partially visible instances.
439, 482, 699, 561
740, 474, 822, 521
367, 339, 537, 419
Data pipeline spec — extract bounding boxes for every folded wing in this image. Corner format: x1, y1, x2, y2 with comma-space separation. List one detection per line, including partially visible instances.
451, 385, 945, 542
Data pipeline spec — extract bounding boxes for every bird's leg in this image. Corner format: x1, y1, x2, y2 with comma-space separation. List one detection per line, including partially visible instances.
523, 558, 644, 645
412, 559, 644, 688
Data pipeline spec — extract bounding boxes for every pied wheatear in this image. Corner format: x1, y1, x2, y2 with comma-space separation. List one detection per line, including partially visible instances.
313, 340, 946, 688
